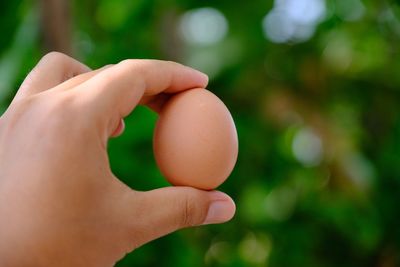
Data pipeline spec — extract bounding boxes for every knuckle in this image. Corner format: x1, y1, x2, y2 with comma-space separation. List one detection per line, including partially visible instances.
166, 60, 180, 67
41, 51, 68, 64
116, 59, 149, 85
181, 196, 195, 227
40, 52, 88, 81
119, 59, 141, 68
119, 59, 162, 73
118, 59, 148, 73
179, 190, 205, 227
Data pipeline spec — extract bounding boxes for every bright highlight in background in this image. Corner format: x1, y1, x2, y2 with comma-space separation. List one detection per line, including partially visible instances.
180, 7, 228, 45
292, 128, 323, 167
263, 0, 326, 43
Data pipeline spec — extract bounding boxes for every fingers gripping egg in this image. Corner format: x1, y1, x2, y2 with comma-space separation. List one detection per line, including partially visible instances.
153, 89, 238, 190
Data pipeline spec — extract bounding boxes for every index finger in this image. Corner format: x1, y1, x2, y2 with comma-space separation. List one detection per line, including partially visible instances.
78, 60, 208, 122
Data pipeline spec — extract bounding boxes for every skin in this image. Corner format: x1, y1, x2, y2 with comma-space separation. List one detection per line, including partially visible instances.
0, 52, 236, 266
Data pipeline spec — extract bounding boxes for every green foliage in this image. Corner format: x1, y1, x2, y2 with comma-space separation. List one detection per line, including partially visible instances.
1, 0, 400, 266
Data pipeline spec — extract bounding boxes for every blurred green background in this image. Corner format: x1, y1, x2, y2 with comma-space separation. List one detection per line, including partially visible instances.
1, 0, 400, 266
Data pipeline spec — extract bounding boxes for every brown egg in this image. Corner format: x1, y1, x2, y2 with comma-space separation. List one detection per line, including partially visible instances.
153, 88, 238, 190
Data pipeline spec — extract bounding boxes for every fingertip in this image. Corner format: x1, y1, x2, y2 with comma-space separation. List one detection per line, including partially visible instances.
203, 191, 236, 225
193, 70, 209, 88
182, 63, 208, 89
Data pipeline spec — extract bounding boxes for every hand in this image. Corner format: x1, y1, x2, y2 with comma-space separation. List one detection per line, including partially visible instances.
0, 52, 236, 266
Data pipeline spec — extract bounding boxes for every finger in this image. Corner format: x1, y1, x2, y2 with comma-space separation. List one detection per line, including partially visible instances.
14, 52, 90, 101
125, 187, 235, 247
77, 60, 208, 133
53, 65, 113, 92
51, 64, 125, 137
51, 65, 128, 136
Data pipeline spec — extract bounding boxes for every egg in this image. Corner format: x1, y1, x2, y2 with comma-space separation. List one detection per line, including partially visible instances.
153, 88, 238, 190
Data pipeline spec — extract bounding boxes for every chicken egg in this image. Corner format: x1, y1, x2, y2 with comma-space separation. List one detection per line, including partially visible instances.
153, 88, 238, 190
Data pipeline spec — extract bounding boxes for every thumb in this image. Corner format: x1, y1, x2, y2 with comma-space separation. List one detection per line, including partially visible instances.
126, 187, 235, 248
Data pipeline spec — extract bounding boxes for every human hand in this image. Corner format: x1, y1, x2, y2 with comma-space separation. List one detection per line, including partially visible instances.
0, 52, 235, 266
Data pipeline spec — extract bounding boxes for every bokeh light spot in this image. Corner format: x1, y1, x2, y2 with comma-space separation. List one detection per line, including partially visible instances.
322, 32, 353, 72
282, 0, 326, 24
263, 0, 326, 43
341, 153, 375, 191
264, 186, 297, 221
239, 233, 272, 265
292, 128, 323, 167
180, 7, 228, 46
205, 241, 233, 265
263, 9, 295, 43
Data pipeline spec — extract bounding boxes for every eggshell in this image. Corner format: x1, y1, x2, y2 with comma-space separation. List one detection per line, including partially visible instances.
153, 88, 238, 190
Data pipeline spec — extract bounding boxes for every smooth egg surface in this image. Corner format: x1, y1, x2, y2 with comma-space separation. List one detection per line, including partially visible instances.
153, 88, 238, 190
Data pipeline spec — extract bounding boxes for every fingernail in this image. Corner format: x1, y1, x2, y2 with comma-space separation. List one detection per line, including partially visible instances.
192, 69, 209, 86
199, 72, 209, 86
203, 193, 236, 225
110, 119, 125, 138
